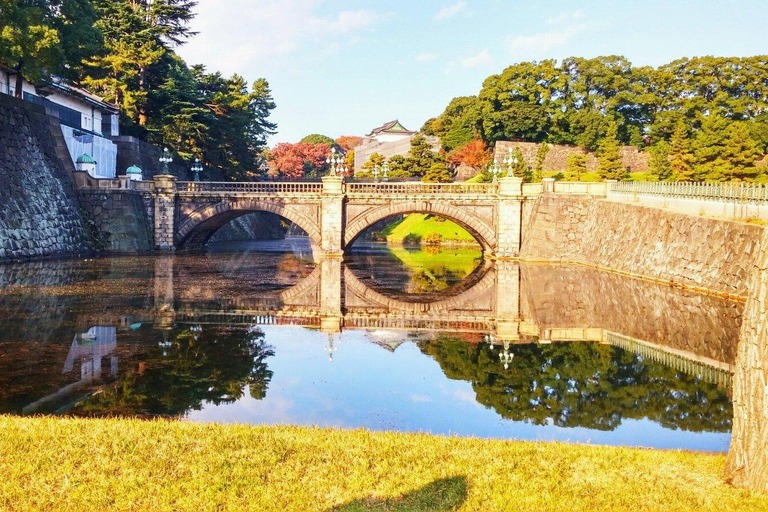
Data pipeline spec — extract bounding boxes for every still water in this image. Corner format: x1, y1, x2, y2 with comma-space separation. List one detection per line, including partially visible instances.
0, 239, 741, 451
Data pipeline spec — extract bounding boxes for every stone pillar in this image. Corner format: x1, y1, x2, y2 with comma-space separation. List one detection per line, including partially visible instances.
318, 257, 342, 332
542, 177, 555, 194
153, 253, 175, 330
495, 260, 521, 342
725, 227, 768, 492
320, 176, 344, 255
153, 174, 177, 250
495, 176, 523, 259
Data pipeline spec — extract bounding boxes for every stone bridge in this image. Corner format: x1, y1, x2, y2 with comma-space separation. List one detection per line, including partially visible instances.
151, 176, 526, 257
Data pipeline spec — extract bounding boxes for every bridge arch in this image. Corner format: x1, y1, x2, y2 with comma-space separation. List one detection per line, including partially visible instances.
176, 198, 322, 248
343, 201, 497, 252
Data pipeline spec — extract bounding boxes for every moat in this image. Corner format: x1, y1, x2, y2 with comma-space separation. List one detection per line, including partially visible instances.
0, 239, 740, 452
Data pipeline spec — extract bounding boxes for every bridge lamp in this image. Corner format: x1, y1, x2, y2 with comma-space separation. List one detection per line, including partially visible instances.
324, 333, 339, 362
382, 161, 390, 182
490, 163, 502, 183
485, 332, 496, 350
499, 347, 514, 370
326, 147, 344, 177
373, 164, 381, 182
190, 324, 202, 341
191, 158, 203, 182
160, 147, 173, 174
503, 147, 518, 177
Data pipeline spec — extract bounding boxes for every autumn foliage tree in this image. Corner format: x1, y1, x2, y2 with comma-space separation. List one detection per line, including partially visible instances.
335, 135, 363, 152
268, 142, 330, 179
447, 139, 492, 169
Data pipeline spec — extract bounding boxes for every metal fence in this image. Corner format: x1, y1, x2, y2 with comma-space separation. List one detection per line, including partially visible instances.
177, 181, 323, 194
610, 181, 768, 204
346, 182, 495, 195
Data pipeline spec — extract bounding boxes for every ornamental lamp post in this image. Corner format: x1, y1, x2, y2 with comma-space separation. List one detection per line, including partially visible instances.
191, 158, 203, 182
373, 163, 381, 182
160, 147, 173, 174
490, 162, 502, 183
503, 147, 518, 177
326, 147, 344, 177
382, 161, 390, 182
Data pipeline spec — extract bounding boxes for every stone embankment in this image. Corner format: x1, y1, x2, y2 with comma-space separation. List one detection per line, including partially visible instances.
521, 195, 762, 298
0, 94, 98, 261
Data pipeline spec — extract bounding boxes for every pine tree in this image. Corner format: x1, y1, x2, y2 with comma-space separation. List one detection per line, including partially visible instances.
533, 143, 549, 183
422, 162, 453, 183
693, 115, 731, 181
669, 121, 696, 181
511, 147, 527, 178
597, 121, 626, 180
648, 141, 672, 181
407, 135, 437, 177
566, 153, 587, 175
722, 122, 762, 180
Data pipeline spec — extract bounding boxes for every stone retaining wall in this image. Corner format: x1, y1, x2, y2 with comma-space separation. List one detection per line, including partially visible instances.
0, 94, 98, 261
520, 194, 763, 297
78, 190, 154, 252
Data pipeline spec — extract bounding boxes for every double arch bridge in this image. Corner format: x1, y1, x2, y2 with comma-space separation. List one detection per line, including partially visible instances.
152, 176, 526, 257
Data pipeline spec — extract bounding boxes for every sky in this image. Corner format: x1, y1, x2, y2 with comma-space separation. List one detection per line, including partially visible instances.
177, 0, 768, 145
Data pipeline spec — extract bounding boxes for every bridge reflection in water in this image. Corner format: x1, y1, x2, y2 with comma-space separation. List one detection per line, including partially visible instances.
0, 250, 740, 444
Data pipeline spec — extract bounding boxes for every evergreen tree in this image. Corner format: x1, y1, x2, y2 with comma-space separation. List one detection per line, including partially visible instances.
648, 141, 672, 181
511, 147, 527, 178
721, 122, 762, 180
387, 154, 413, 178
597, 121, 626, 180
566, 153, 587, 175
533, 142, 549, 182
407, 135, 437, 177
692, 115, 732, 181
669, 120, 695, 181
0, 0, 100, 95
361, 153, 385, 174
422, 162, 453, 183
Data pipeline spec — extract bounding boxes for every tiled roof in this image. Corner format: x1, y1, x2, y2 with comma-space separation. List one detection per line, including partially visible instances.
366, 119, 415, 136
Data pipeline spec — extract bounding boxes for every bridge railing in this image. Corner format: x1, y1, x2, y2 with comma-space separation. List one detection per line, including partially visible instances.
609, 181, 768, 204
346, 182, 495, 195
177, 181, 323, 194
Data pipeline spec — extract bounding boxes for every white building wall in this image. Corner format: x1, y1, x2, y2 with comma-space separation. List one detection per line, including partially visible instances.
61, 125, 118, 178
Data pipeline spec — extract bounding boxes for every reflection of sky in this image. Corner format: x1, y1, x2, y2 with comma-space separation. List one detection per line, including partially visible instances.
186, 326, 731, 453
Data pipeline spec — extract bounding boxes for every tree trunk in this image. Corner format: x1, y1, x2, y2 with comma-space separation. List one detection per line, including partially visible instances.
138, 65, 147, 126
14, 62, 23, 99
725, 226, 768, 492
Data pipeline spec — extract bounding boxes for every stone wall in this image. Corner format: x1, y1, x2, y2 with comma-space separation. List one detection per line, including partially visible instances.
209, 212, 288, 243
112, 136, 188, 179
78, 190, 154, 252
520, 194, 763, 297
495, 141, 649, 173
0, 94, 98, 261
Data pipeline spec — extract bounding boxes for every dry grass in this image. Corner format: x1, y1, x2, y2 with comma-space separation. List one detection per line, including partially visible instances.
0, 416, 766, 511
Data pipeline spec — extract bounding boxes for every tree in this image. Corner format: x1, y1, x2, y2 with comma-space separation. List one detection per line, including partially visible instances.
361, 152, 385, 174
344, 150, 355, 176
670, 121, 695, 181
721, 122, 762, 181
0, 0, 100, 96
567, 153, 588, 175
446, 139, 491, 169
422, 162, 453, 183
335, 135, 363, 151
407, 135, 437, 177
510, 147, 527, 178
692, 115, 732, 181
648, 141, 672, 181
387, 154, 413, 178
532, 143, 549, 183
301, 134, 336, 147
597, 121, 626, 180
268, 142, 329, 179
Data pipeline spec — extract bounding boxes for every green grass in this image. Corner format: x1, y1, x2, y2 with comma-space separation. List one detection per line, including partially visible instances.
377, 214, 477, 245
388, 246, 482, 280
1, 416, 767, 511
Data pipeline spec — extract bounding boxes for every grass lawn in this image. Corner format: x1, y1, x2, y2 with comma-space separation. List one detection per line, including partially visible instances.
1, 416, 767, 511
377, 214, 477, 244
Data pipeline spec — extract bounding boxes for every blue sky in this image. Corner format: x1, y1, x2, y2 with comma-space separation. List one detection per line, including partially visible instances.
177, 1, 768, 145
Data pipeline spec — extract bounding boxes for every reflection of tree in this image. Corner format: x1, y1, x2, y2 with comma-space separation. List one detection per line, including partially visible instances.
411, 267, 467, 293
72, 326, 274, 417
419, 336, 732, 432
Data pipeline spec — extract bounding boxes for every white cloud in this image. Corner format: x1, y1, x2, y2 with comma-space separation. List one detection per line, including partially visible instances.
416, 52, 437, 62
508, 11, 589, 60
179, 0, 382, 75
461, 49, 491, 68
435, 1, 466, 21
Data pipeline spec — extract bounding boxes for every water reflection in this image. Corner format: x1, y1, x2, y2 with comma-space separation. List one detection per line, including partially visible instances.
0, 240, 743, 450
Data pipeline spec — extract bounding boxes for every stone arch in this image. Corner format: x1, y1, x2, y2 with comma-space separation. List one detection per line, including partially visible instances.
343, 261, 496, 314
343, 201, 496, 252
176, 198, 321, 248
